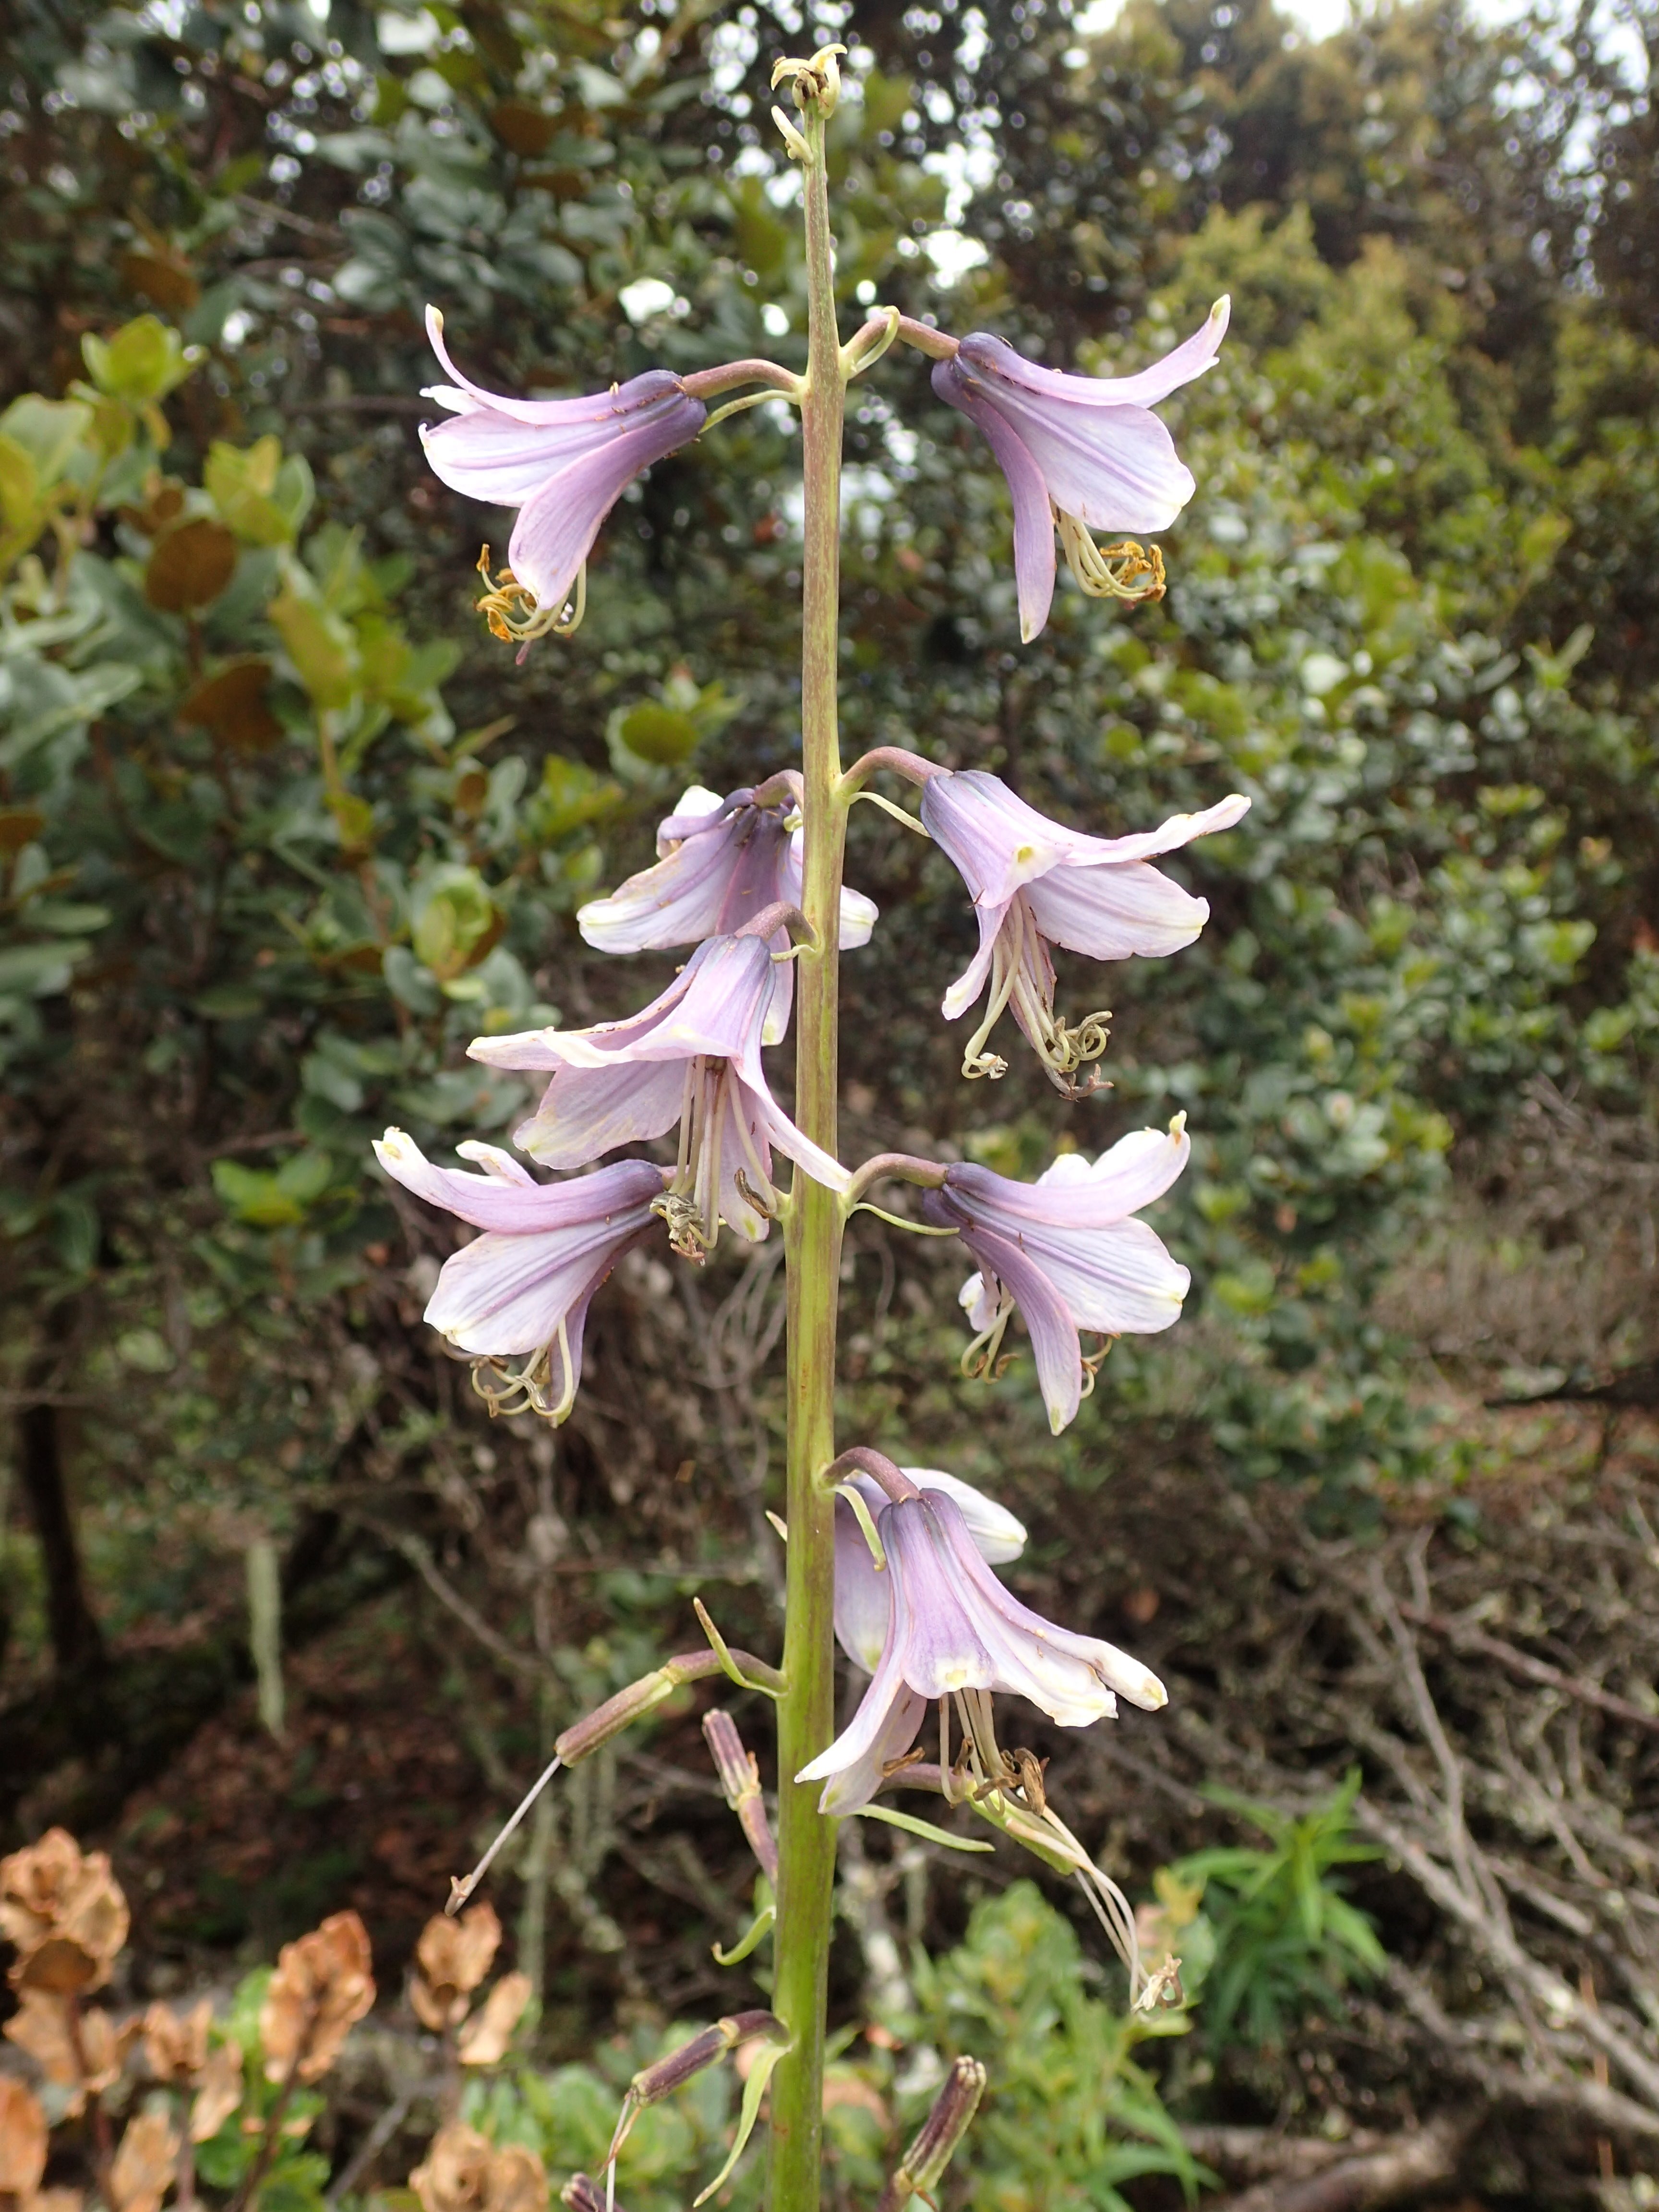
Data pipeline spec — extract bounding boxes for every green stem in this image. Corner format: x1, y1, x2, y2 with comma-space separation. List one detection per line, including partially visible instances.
768, 95, 847, 2212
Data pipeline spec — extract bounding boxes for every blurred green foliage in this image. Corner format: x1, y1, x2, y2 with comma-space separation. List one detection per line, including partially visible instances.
1175, 1772, 1386, 2049
455, 1877, 1220, 2210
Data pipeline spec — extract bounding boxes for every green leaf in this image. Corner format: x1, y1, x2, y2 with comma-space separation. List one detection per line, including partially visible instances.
0, 395, 96, 490
81, 314, 204, 404
853, 1805, 995, 1852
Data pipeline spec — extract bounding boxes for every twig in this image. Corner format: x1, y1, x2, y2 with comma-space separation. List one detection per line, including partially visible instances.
1202, 2108, 1475, 2212
1396, 1600, 1659, 1739
325, 2080, 433, 2204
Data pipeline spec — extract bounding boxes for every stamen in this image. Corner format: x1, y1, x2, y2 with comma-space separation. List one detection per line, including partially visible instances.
1055, 511, 1166, 605
960, 1291, 1015, 1383
474, 544, 587, 644
653, 1190, 711, 1263
1079, 1338, 1117, 1401
960, 930, 1017, 1082
467, 1319, 579, 1425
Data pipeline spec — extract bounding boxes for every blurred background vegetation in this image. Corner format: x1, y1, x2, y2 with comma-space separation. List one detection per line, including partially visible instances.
2, 0, 1659, 2198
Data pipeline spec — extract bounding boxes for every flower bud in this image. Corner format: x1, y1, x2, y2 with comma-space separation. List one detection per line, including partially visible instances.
627, 2011, 781, 2107
702, 1711, 778, 1881
554, 1652, 719, 1767
878, 2055, 987, 2211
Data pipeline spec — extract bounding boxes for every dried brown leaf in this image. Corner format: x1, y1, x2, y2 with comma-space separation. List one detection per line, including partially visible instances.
259, 1911, 374, 2083
410, 2122, 493, 2212
485, 2146, 547, 2212
109, 2110, 179, 2212
409, 2127, 546, 2212
4, 1990, 81, 2097
0, 2080, 48, 2200
415, 1902, 501, 2020
144, 2000, 212, 2084
457, 1974, 532, 2068
188, 2044, 244, 2145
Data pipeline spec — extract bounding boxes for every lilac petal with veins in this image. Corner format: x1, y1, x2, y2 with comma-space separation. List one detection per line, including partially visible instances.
924, 1121, 1192, 1434
834, 1467, 1027, 1675
801, 1489, 1164, 1812
373, 1131, 663, 1358
930, 362, 1058, 643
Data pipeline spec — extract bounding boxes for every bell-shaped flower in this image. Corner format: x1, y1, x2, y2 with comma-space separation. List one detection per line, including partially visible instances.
932, 299, 1229, 641
919, 769, 1249, 1090
834, 1466, 1027, 1674
469, 926, 849, 1257
373, 1131, 666, 1422
921, 1118, 1192, 1436
419, 307, 706, 644
577, 783, 878, 1043
799, 1480, 1165, 1815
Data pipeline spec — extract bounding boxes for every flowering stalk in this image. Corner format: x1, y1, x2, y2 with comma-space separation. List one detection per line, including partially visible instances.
767, 48, 849, 2212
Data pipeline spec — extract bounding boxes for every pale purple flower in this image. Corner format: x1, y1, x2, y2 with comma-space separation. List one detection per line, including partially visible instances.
373, 1130, 665, 1421
919, 769, 1249, 1089
921, 1118, 1192, 1436
835, 1466, 1027, 1674
577, 783, 878, 1042
932, 299, 1229, 641
800, 1477, 1165, 1815
468, 928, 850, 1255
419, 306, 706, 642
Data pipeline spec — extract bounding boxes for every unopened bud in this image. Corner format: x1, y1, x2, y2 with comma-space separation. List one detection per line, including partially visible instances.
555, 1651, 721, 1766
702, 1711, 778, 1881
561, 2179, 613, 2212
628, 2010, 781, 2108
878, 2055, 987, 2212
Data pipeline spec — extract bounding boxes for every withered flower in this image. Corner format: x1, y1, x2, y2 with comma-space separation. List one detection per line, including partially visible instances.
5, 1992, 138, 2118
143, 1999, 212, 2084
410, 1901, 501, 2032
189, 2043, 245, 2144
456, 1972, 533, 2068
411, 2125, 548, 2212
0, 1830, 129, 1994
108, 2111, 179, 2212
259, 1911, 375, 2083
0, 2078, 48, 2205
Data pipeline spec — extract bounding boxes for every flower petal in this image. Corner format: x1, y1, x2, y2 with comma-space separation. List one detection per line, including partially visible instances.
929, 1208, 1084, 1434
953, 299, 1229, 415
933, 1496, 1166, 1712
988, 396, 1196, 536
1036, 1123, 1190, 1214
933, 359, 1056, 641
833, 1493, 892, 1674
1023, 856, 1212, 960
506, 403, 703, 613
900, 1467, 1026, 1564
424, 305, 689, 427
920, 771, 1081, 903
952, 1120, 1190, 1229
424, 1219, 628, 1357
512, 1060, 688, 1168
374, 1130, 663, 1232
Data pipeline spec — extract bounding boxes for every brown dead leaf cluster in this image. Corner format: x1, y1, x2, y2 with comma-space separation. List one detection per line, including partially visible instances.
259, 1911, 375, 2083
0, 1830, 129, 1995
410, 2126, 547, 2212
142, 2002, 245, 2142
5, 1991, 140, 2118
408, 1902, 530, 2068
1, 1834, 144, 2128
